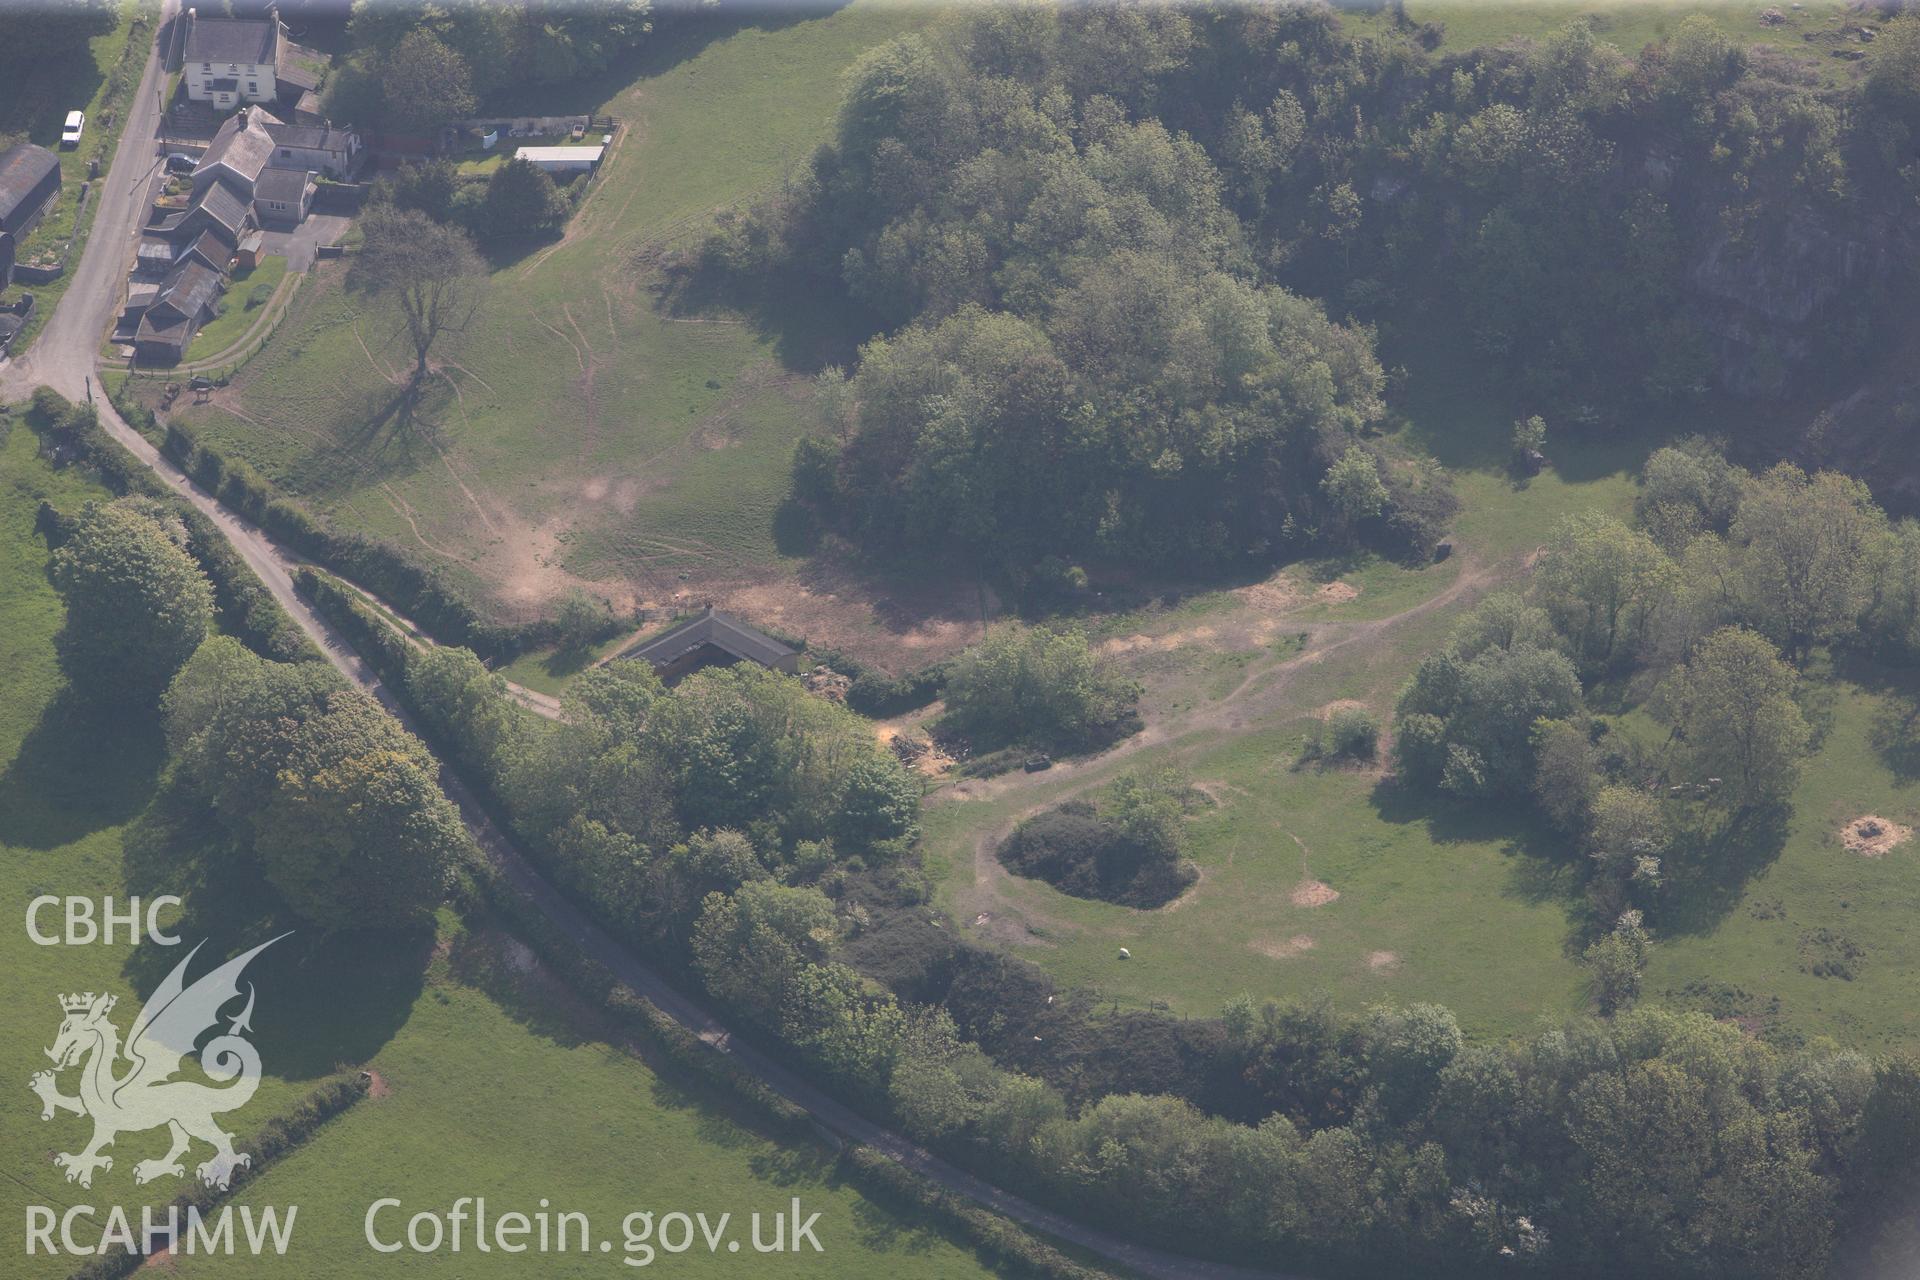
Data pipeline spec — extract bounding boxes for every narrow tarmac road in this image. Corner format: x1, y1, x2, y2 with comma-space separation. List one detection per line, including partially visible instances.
0, 16, 1294, 1279
1, 0, 178, 402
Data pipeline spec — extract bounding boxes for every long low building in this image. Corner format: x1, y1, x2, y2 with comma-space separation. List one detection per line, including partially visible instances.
0, 143, 60, 289
515, 145, 603, 174
622, 607, 801, 684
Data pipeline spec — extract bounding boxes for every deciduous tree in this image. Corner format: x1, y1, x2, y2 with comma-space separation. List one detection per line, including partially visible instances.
354, 207, 488, 383
52, 500, 214, 706
1656, 626, 1810, 808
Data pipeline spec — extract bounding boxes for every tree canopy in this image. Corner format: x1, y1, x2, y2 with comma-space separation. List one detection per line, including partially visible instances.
353, 206, 488, 381
165, 638, 463, 929
51, 499, 214, 707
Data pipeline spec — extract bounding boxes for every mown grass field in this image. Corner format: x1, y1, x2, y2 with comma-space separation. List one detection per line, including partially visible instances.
159, 919, 1014, 1278
164, 3, 931, 625
0, 421, 1011, 1278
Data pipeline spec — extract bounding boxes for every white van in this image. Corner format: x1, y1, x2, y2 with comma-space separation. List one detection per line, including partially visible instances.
61, 111, 85, 148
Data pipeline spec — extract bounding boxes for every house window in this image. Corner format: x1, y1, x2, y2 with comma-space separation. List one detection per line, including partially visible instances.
202, 62, 211, 72
247, 83, 257, 94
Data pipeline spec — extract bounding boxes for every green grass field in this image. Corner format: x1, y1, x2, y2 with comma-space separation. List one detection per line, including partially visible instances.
163, 3, 931, 626
0, 421, 327, 1275
0, 419, 1015, 1279
493, 631, 633, 695
156, 919, 1013, 1277
1341, 0, 1878, 81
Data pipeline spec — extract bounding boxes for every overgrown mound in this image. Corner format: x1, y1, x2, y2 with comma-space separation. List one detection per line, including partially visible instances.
997, 773, 1198, 908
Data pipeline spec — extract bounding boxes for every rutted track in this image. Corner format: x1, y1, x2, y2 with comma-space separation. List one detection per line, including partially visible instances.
948, 557, 1502, 942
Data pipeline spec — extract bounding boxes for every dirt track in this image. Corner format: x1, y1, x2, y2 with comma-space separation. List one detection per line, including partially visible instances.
951, 555, 1504, 945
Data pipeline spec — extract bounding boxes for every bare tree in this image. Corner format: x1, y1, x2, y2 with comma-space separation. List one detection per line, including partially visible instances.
353, 207, 487, 384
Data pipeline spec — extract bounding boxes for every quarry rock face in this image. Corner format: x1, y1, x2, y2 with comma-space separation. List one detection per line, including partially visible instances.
1685, 200, 1900, 397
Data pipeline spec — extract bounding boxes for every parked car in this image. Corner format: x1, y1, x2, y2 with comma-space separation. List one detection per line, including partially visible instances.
165, 152, 196, 174
60, 110, 84, 148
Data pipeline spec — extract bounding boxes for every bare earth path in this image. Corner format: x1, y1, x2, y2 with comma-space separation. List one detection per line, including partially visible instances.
0, 18, 1292, 1278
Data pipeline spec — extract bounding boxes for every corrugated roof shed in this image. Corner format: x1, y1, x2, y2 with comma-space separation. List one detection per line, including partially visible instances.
0, 144, 60, 230
151, 259, 223, 322
516, 145, 604, 166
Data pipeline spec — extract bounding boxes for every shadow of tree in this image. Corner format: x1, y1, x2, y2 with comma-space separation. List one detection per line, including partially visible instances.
0, 43, 106, 144
441, 918, 833, 1151
1654, 803, 1793, 937
0, 687, 163, 850
1369, 774, 1585, 896
653, 252, 880, 376
119, 775, 432, 1082
1836, 652, 1920, 782
1368, 777, 1591, 961
771, 496, 820, 557
284, 377, 447, 498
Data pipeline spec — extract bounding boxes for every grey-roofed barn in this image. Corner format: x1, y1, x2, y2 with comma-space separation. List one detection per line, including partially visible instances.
623, 607, 802, 684
133, 259, 224, 362
0, 144, 61, 236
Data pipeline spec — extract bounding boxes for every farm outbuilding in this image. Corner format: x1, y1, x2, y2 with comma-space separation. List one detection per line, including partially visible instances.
622, 607, 801, 685
516, 145, 604, 175
0, 144, 61, 238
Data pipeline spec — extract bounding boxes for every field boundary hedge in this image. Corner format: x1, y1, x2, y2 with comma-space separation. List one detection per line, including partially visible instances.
65, 1072, 369, 1280
26, 388, 318, 663
90, 380, 556, 662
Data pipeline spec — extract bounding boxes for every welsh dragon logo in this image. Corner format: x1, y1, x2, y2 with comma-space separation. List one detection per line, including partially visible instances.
29, 936, 285, 1190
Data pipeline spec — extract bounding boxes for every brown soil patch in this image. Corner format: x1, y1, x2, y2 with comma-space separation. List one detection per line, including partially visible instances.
1102, 623, 1221, 655
879, 725, 956, 778
717, 564, 997, 671
1291, 879, 1340, 908
1316, 698, 1369, 720
1235, 572, 1304, 613
1315, 581, 1360, 603
365, 1070, 392, 1099
1366, 950, 1401, 972
1250, 934, 1316, 960
1842, 815, 1913, 857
